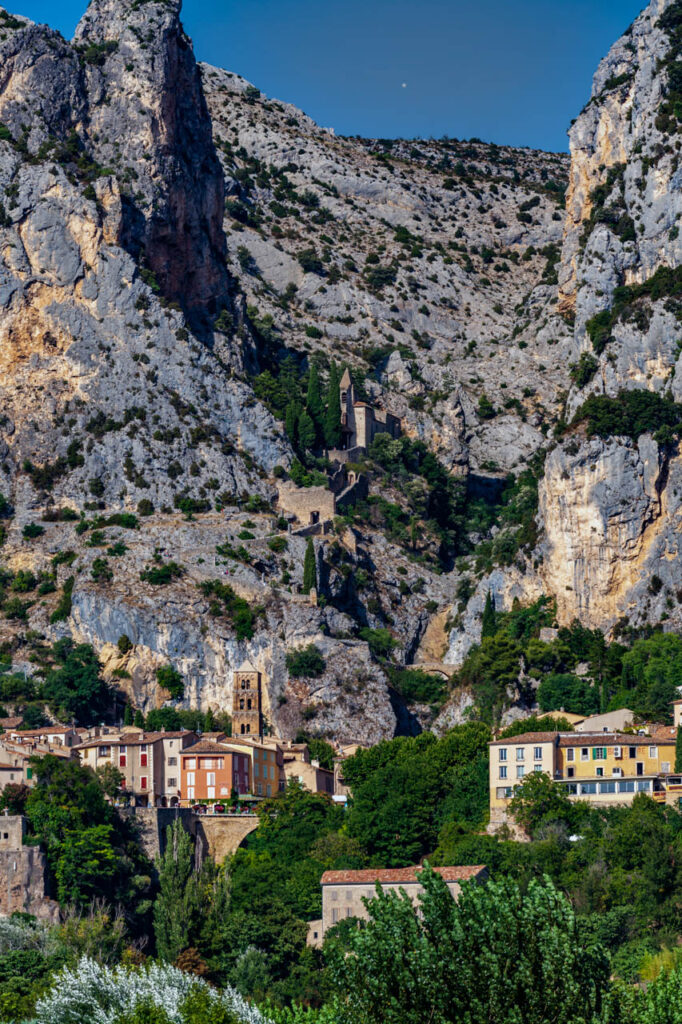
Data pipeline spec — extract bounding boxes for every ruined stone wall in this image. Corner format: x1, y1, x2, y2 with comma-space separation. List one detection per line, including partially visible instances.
277, 483, 336, 524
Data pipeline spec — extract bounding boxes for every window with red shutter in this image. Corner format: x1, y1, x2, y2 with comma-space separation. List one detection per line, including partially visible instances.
140, 776, 147, 790
140, 753, 148, 767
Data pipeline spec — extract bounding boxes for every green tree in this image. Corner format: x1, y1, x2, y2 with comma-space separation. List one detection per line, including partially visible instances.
133, 708, 145, 728
481, 591, 496, 639
42, 639, 113, 726
676, 725, 682, 773
55, 824, 118, 906
285, 401, 300, 447
324, 364, 342, 449
154, 821, 197, 962
297, 410, 316, 452
302, 539, 316, 595
328, 870, 610, 1024
306, 362, 324, 440
156, 664, 184, 700
509, 772, 574, 838
123, 703, 133, 726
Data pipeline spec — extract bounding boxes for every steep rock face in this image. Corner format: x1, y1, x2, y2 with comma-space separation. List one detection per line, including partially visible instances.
73, 0, 229, 316
201, 65, 572, 477
538, 435, 674, 628
529, 0, 682, 632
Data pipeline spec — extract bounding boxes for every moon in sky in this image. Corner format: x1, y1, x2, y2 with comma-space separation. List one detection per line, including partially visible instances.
402, 82, 407, 88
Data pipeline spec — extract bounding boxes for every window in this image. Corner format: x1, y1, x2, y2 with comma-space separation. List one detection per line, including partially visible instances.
168, 757, 177, 767
346, 891, 353, 902
649, 746, 657, 759
599, 781, 616, 794
499, 748, 507, 762
567, 766, 574, 778
499, 766, 507, 780
516, 766, 525, 780
207, 773, 216, 787
331, 908, 339, 924
187, 787, 195, 800
516, 748, 525, 761
637, 780, 651, 792
167, 778, 177, 789
255, 763, 260, 778
216, 759, 224, 770
581, 748, 589, 761
26, 767, 32, 781
140, 777, 147, 790
534, 765, 543, 773
618, 780, 635, 793
119, 744, 127, 754
566, 748, 574, 762
596, 767, 603, 777
497, 786, 513, 799
119, 754, 127, 768
593, 747, 606, 760
140, 752, 148, 767
186, 772, 195, 786
186, 758, 196, 770
98, 746, 111, 757
534, 747, 542, 761
580, 783, 597, 794
567, 783, 578, 795
629, 747, 636, 759
662, 762, 671, 773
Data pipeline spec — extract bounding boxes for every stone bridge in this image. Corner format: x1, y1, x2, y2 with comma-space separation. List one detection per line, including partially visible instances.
195, 814, 259, 863
121, 807, 259, 864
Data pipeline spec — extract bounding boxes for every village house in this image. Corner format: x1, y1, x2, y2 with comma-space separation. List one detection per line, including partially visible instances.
0, 734, 76, 789
76, 728, 197, 806
281, 741, 334, 796
6, 725, 80, 748
489, 717, 679, 827
307, 865, 487, 946
180, 739, 251, 802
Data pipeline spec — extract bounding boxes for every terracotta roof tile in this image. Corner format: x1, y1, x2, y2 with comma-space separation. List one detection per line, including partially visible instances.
182, 740, 239, 755
321, 865, 486, 885
490, 732, 559, 745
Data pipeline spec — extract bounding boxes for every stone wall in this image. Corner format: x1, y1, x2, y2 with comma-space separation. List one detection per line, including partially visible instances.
277, 483, 336, 525
0, 817, 59, 922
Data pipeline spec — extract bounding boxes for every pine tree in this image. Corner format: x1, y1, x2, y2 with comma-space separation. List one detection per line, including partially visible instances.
297, 410, 316, 452
676, 725, 682, 773
306, 361, 324, 442
303, 538, 317, 594
123, 703, 133, 726
325, 363, 342, 449
481, 591, 497, 639
133, 709, 144, 729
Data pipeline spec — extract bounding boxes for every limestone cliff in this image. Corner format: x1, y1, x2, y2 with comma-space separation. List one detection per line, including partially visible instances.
534, 0, 682, 632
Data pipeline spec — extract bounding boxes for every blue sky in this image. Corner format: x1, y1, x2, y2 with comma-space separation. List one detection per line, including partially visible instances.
11, 0, 646, 151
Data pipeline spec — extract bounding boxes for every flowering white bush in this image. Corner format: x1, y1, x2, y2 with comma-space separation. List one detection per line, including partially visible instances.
0, 915, 55, 954
33, 957, 270, 1024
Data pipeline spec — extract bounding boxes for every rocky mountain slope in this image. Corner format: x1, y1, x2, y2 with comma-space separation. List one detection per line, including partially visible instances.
2, 0, 677, 742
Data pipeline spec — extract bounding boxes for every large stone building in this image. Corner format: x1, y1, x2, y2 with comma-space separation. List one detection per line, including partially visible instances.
180, 739, 251, 803
308, 865, 487, 946
338, 368, 401, 455
281, 741, 334, 796
489, 725, 679, 827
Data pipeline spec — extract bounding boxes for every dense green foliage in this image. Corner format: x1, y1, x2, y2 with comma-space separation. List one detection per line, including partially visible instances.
572, 389, 682, 443
448, 597, 681, 725
327, 871, 609, 1024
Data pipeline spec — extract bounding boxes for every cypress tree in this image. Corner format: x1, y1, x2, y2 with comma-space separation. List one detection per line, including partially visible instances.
306, 362, 324, 440
204, 707, 216, 732
285, 401, 300, 447
123, 703, 133, 726
481, 591, 497, 639
134, 708, 144, 729
297, 410, 316, 453
303, 538, 317, 594
676, 725, 682, 773
325, 363, 342, 449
